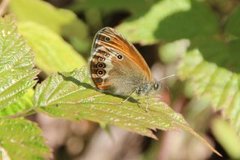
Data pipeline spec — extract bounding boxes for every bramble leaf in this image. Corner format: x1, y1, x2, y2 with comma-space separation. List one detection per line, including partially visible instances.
0, 118, 50, 160
34, 68, 221, 156
178, 49, 240, 135
0, 89, 34, 117
0, 17, 38, 112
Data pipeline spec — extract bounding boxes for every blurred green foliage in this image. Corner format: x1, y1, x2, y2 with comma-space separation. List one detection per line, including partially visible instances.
9, 0, 90, 53
18, 22, 86, 74
212, 118, 240, 159
0, 0, 240, 159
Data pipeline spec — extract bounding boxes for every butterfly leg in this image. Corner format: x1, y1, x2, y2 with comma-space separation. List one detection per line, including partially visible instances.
138, 96, 157, 112
121, 95, 131, 104
136, 103, 148, 112
120, 89, 136, 104
144, 97, 150, 112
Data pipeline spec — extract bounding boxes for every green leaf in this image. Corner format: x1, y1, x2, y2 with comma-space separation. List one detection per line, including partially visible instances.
9, 0, 89, 52
212, 118, 240, 159
160, 37, 240, 72
0, 118, 50, 160
68, 0, 157, 32
34, 68, 221, 156
18, 22, 86, 74
0, 89, 34, 117
225, 6, 240, 37
0, 17, 38, 109
69, 0, 156, 14
191, 37, 240, 72
117, 0, 218, 44
178, 49, 240, 135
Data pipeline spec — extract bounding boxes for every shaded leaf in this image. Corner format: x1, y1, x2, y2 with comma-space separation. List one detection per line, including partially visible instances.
117, 0, 218, 44
34, 68, 221, 156
178, 49, 240, 135
225, 6, 240, 37
69, 0, 156, 14
0, 17, 38, 109
18, 22, 86, 74
191, 37, 240, 72
0, 118, 50, 160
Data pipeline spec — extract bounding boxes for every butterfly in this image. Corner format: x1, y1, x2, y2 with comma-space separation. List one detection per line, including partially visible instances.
89, 27, 163, 97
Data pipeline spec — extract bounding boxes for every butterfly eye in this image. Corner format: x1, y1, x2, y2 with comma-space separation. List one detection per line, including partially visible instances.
104, 36, 111, 42
136, 88, 142, 95
153, 83, 159, 90
117, 54, 123, 60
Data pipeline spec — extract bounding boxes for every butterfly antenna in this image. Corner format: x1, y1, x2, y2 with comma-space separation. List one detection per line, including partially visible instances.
157, 74, 175, 104
157, 74, 175, 94
158, 74, 175, 81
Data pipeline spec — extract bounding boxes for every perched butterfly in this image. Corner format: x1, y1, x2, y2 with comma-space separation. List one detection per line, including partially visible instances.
90, 27, 166, 97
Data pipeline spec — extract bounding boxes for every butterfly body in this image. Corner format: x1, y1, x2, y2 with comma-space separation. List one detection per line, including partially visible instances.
90, 27, 160, 96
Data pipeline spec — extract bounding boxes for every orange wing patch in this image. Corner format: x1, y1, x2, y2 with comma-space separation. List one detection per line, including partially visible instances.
95, 27, 152, 81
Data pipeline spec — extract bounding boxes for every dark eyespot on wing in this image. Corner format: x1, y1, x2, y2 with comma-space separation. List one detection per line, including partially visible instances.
96, 69, 106, 77
104, 36, 111, 42
116, 54, 123, 60
96, 62, 106, 68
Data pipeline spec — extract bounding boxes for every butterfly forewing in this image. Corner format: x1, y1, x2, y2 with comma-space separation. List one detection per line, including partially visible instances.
90, 27, 153, 95
92, 27, 152, 78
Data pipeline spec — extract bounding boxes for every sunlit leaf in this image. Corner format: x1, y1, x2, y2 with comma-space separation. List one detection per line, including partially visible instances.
34, 68, 221, 156
0, 118, 50, 160
0, 89, 34, 117
117, 0, 218, 44
0, 17, 38, 110
178, 49, 240, 135
212, 118, 240, 159
18, 22, 86, 74
9, 0, 90, 52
